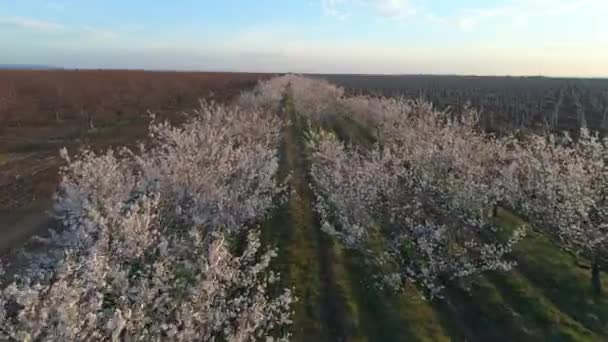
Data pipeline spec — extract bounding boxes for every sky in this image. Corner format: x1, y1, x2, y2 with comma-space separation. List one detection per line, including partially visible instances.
0, 0, 607, 77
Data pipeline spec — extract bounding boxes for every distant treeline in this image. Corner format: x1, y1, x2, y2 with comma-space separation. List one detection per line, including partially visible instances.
317, 74, 608, 134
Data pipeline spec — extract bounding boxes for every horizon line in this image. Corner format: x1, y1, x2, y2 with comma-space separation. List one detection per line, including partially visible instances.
1, 64, 607, 80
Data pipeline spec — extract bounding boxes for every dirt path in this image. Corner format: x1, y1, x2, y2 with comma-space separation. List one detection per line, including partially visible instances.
261, 89, 362, 341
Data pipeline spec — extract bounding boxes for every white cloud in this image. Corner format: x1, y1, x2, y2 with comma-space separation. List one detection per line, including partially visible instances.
447, 0, 608, 31
321, 0, 415, 20
0, 16, 64, 31
458, 17, 477, 31
321, 0, 351, 19
318, 0, 608, 31
82, 26, 117, 40
425, 13, 447, 25
370, 0, 416, 18
45, 1, 69, 11
0, 15, 120, 41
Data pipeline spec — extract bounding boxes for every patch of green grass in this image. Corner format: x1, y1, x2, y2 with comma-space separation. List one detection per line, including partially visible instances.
260, 91, 324, 340
287, 190, 325, 340
436, 276, 541, 342
320, 113, 376, 150
496, 209, 608, 336
343, 226, 450, 342
263, 90, 361, 341
280, 94, 326, 340
489, 271, 598, 341
343, 247, 450, 342
395, 282, 451, 342
344, 247, 413, 341
325, 237, 368, 341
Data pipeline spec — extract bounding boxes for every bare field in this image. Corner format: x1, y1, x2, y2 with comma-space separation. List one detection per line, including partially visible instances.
0, 70, 272, 253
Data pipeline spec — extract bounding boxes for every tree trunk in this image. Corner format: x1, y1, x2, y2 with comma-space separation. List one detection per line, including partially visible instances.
592, 251, 602, 296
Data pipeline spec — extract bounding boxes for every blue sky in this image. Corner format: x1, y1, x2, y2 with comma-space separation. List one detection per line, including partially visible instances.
0, 0, 606, 76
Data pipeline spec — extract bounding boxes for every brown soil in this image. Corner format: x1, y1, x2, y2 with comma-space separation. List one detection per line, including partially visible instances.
0, 70, 272, 253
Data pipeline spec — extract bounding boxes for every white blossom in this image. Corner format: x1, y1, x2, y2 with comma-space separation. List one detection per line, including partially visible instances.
0, 99, 293, 341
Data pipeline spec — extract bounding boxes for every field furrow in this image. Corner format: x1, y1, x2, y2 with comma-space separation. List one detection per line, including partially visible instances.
498, 211, 608, 335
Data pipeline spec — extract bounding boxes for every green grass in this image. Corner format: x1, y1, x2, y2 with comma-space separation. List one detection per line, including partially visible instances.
395, 282, 451, 342
272, 94, 326, 340
433, 269, 597, 342
496, 209, 608, 336
287, 188, 325, 340
261, 91, 361, 341
489, 271, 598, 341
437, 276, 536, 342
321, 113, 376, 149
339, 220, 450, 341
344, 247, 450, 342
324, 235, 368, 341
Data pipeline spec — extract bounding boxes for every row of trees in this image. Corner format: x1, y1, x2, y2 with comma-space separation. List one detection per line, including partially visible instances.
0, 94, 294, 340
322, 74, 608, 134
503, 129, 608, 292
306, 96, 526, 297
278, 75, 608, 297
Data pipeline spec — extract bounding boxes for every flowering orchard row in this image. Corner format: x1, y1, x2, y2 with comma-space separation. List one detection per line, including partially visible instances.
0, 91, 295, 341
273, 75, 607, 298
